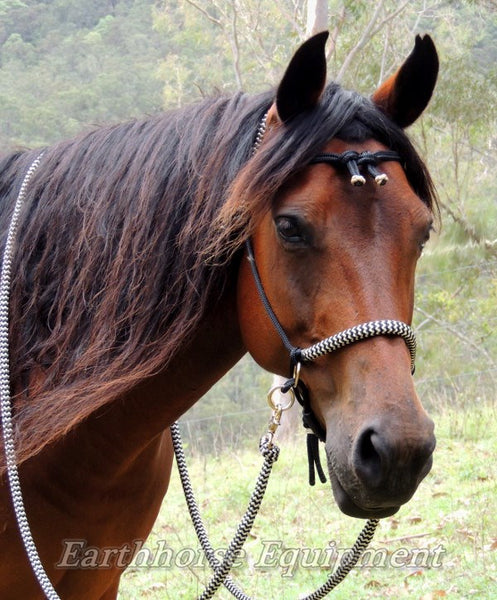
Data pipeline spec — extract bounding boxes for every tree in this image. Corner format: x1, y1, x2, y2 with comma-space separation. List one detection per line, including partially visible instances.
306, 0, 328, 36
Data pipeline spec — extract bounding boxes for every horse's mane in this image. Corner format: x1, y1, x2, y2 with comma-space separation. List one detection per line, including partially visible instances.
0, 83, 437, 469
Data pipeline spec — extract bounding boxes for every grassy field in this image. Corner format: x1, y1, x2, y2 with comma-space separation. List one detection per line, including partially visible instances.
119, 403, 497, 599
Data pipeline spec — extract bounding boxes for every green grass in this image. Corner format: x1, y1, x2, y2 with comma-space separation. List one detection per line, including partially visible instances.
118, 404, 497, 599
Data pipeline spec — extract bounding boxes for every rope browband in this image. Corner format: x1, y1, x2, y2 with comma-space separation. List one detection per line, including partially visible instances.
253, 111, 402, 187
310, 150, 402, 186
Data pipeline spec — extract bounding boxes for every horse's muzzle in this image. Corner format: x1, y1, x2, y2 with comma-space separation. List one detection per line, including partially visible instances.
327, 415, 436, 519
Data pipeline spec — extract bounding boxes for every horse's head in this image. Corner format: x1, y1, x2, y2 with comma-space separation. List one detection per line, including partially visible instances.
236, 33, 438, 518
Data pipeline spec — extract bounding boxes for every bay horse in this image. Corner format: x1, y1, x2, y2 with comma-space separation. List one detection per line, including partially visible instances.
0, 32, 439, 599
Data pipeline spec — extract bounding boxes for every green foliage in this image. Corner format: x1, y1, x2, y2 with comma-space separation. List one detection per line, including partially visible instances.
0, 0, 167, 146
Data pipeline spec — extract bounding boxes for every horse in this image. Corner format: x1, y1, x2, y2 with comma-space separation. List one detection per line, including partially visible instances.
0, 32, 439, 599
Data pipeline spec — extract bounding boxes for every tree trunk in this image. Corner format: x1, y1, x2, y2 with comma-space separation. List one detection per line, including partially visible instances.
306, 0, 328, 37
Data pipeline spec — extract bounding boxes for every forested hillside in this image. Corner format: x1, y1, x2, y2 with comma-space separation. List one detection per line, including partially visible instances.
1, 0, 496, 449
0, 0, 169, 145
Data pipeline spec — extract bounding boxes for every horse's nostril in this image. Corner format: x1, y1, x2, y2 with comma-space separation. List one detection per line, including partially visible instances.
353, 422, 436, 497
354, 428, 389, 489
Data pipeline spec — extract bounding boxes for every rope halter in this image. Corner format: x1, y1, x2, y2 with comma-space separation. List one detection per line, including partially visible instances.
246, 118, 416, 450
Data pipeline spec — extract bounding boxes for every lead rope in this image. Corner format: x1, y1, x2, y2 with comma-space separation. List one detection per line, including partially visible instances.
0, 152, 62, 600
171, 422, 279, 600
172, 417, 379, 600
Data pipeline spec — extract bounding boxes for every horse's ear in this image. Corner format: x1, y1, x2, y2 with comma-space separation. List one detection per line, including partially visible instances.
275, 31, 329, 124
372, 35, 439, 128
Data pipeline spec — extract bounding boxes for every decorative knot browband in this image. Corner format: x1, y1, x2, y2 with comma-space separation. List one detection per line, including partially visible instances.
311, 150, 402, 186
252, 111, 402, 186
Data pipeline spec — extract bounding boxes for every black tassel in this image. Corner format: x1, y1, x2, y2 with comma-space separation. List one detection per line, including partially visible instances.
306, 433, 327, 486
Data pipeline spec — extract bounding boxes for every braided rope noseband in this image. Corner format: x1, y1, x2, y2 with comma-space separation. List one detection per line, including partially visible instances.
301, 320, 416, 369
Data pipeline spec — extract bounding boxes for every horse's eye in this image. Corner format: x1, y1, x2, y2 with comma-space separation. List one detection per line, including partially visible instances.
419, 223, 434, 254
275, 216, 306, 244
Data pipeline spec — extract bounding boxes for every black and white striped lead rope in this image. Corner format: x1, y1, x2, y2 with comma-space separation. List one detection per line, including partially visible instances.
171, 422, 379, 600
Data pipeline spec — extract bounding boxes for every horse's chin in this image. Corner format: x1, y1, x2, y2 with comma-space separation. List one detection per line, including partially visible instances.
329, 471, 401, 519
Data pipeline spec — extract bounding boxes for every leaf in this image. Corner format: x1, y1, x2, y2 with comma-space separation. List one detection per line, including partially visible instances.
487, 538, 497, 551
365, 579, 383, 588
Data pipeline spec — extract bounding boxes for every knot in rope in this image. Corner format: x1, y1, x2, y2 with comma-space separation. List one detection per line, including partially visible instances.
310, 149, 401, 186
259, 437, 280, 462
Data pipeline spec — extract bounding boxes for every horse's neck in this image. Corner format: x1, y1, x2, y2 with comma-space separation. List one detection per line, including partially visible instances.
6, 289, 245, 592
38, 284, 245, 488
120, 290, 246, 455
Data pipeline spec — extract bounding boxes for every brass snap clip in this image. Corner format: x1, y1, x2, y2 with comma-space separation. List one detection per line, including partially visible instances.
263, 363, 301, 447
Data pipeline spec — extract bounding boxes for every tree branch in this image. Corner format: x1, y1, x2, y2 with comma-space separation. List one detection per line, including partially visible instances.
184, 0, 222, 27
415, 306, 496, 367
336, 0, 413, 83
369, 0, 411, 39
326, 4, 346, 62
228, 1, 243, 90
335, 0, 386, 82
